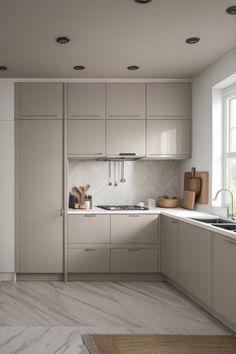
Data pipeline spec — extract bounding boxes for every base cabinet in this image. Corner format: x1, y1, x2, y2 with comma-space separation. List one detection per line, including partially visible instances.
178, 221, 211, 305
68, 248, 110, 273
160, 216, 178, 281
213, 235, 236, 327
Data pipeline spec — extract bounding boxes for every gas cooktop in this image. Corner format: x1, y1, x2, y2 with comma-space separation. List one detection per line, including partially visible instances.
96, 205, 149, 211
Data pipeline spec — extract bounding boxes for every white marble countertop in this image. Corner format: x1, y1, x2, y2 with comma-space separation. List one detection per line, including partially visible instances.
68, 207, 236, 241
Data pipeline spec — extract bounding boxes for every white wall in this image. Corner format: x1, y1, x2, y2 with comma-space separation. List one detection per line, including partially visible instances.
180, 48, 236, 212
0, 80, 15, 279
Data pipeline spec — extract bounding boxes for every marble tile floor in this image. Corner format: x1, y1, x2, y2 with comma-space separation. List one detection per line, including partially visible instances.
0, 281, 232, 353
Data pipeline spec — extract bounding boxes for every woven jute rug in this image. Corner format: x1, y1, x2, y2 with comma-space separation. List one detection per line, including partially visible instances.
82, 334, 236, 354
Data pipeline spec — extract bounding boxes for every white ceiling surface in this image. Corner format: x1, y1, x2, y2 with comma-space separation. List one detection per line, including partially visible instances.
0, 0, 236, 78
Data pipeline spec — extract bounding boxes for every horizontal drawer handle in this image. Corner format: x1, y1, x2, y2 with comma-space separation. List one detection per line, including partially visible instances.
128, 214, 141, 217
224, 238, 236, 245
70, 115, 101, 117
128, 248, 140, 251
21, 114, 58, 117
108, 115, 140, 117
169, 219, 178, 223
84, 214, 97, 217
84, 248, 97, 251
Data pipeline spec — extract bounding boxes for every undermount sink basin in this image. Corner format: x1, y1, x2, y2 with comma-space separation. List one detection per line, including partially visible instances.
190, 218, 234, 224
211, 223, 236, 231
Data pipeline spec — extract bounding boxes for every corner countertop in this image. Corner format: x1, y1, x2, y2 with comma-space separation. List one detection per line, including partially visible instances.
68, 207, 236, 241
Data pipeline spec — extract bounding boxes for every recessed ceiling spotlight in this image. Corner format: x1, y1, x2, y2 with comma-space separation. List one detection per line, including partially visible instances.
185, 37, 200, 45
74, 65, 86, 70
127, 65, 140, 70
134, 0, 153, 3
226, 6, 236, 15
0, 66, 8, 71
56, 36, 70, 44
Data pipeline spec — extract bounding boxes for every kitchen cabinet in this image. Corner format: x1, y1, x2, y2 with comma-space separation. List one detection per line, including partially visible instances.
111, 215, 158, 244
147, 83, 191, 119
68, 248, 110, 273
107, 83, 145, 119
147, 119, 191, 157
160, 215, 178, 281
67, 120, 105, 157
67, 83, 105, 119
106, 120, 145, 156
68, 215, 110, 243
213, 234, 236, 327
178, 221, 211, 305
18, 83, 63, 119
19, 120, 63, 273
111, 248, 158, 273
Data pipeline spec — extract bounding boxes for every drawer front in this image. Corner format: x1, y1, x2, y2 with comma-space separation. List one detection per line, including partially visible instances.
68, 248, 110, 273
111, 248, 158, 273
111, 215, 158, 244
68, 215, 110, 243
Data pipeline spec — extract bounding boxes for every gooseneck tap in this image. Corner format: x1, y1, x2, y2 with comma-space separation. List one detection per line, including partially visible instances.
214, 188, 235, 219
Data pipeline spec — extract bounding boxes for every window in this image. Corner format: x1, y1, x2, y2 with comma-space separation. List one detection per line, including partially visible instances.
223, 88, 236, 201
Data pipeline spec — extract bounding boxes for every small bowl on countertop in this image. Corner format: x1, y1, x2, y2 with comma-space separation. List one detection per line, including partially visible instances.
158, 196, 178, 208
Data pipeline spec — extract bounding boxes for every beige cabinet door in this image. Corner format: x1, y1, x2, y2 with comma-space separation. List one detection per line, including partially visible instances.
147, 83, 191, 119
68, 248, 110, 273
213, 235, 236, 326
111, 215, 158, 244
106, 120, 145, 156
67, 120, 105, 157
68, 214, 110, 243
178, 222, 211, 305
107, 83, 145, 119
19, 83, 63, 119
111, 248, 158, 273
147, 119, 191, 157
67, 83, 105, 119
20, 120, 63, 273
160, 216, 178, 281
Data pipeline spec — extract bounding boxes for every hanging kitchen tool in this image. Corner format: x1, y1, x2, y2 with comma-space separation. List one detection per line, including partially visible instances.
108, 161, 112, 186
84, 184, 90, 193
188, 167, 201, 197
120, 161, 126, 183
114, 161, 118, 186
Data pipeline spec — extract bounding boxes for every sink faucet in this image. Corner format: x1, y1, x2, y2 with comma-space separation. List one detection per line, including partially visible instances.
214, 188, 235, 220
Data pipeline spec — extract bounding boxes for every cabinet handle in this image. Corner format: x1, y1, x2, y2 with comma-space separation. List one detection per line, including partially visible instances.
60, 209, 64, 216
84, 214, 97, 217
108, 115, 140, 118
128, 214, 141, 217
128, 248, 140, 251
21, 114, 58, 117
224, 238, 236, 245
169, 218, 178, 223
70, 115, 101, 117
84, 248, 97, 251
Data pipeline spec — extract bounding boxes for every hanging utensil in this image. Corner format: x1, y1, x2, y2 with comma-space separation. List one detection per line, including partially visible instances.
108, 161, 112, 186
120, 161, 126, 183
114, 161, 118, 186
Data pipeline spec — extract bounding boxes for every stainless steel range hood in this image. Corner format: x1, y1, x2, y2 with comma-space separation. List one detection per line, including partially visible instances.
97, 153, 145, 161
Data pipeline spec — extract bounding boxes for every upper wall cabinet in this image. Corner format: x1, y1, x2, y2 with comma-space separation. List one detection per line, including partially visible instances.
18, 83, 63, 119
147, 83, 191, 119
107, 83, 145, 119
67, 83, 105, 119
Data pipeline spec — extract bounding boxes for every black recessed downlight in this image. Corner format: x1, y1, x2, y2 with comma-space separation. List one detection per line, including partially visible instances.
226, 6, 236, 15
74, 65, 86, 70
56, 36, 70, 44
185, 37, 200, 45
127, 65, 140, 70
134, 0, 153, 3
0, 66, 8, 71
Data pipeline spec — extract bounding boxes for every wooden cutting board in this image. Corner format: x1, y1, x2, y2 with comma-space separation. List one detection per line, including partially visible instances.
188, 167, 201, 196
184, 171, 209, 204
183, 190, 196, 210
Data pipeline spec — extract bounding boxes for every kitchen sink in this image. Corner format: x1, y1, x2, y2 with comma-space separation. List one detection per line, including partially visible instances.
211, 223, 236, 231
190, 218, 234, 224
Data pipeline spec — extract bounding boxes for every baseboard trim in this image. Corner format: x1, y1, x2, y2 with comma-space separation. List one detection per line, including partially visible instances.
164, 275, 236, 334
0, 273, 16, 281
16, 273, 164, 282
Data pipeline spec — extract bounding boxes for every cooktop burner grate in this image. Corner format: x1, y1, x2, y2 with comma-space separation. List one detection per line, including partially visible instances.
96, 205, 149, 211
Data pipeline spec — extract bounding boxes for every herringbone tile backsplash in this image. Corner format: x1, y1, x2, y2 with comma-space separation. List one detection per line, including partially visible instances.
68, 160, 180, 205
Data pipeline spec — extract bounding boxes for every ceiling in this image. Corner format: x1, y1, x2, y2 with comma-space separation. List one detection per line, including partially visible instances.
0, 0, 236, 78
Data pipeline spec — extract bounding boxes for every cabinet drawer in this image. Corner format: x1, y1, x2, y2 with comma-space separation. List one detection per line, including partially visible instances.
67, 120, 105, 156
111, 215, 158, 244
111, 248, 158, 273
68, 248, 110, 273
68, 215, 110, 243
